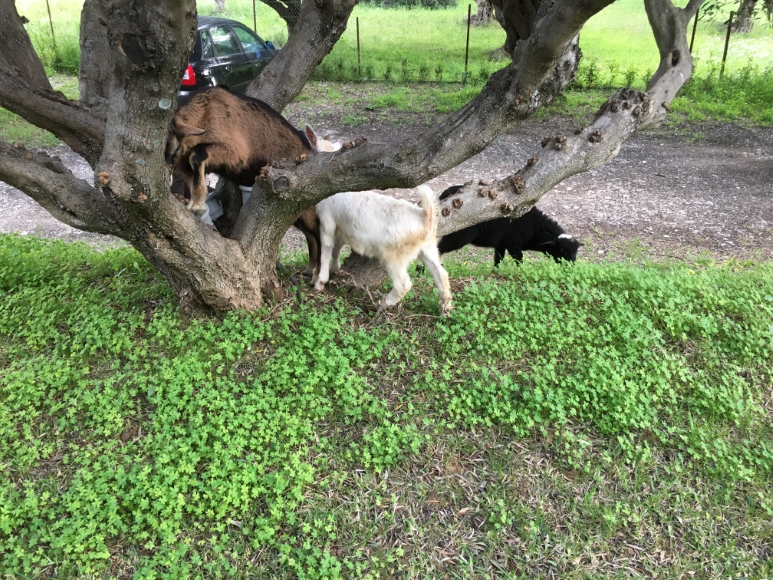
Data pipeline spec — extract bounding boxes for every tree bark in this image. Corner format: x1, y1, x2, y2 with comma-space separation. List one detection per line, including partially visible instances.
260, 0, 302, 35
471, 0, 495, 25
732, 0, 758, 32
78, 0, 113, 110
0, 0, 51, 89
246, 0, 359, 111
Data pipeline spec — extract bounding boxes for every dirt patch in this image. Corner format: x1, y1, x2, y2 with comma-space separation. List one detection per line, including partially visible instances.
1, 101, 771, 263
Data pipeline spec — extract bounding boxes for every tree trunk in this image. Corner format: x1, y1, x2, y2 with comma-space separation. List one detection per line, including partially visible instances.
0, 0, 51, 89
471, 0, 494, 25
260, 0, 302, 35
247, 0, 359, 111
733, 0, 758, 32
78, 0, 113, 110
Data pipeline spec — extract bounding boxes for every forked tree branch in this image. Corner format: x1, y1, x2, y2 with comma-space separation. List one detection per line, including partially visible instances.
235, 0, 613, 248
0, 65, 106, 167
247, 0, 360, 111
0, 141, 122, 235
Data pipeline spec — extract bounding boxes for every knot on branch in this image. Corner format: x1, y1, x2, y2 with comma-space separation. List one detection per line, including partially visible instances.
296, 153, 309, 164
632, 106, 642, 117
341, 141, 354, 151
511, 176, 526, 194
478, 179, 491, 186
488, 189, 498, 200
589, 130, 602, 143
554, 134, 567, 151
452, 198, 463, 209
354, 137, 367, 146
272, 176, 290, 195
500, 202, 514, 214
541, 137, 550, 148
670, 50, 680, 66
662, 101, 671, 112
441, 207, 451, 217
527, 156, 538, 167
610, 100, 620, 113
478, 188, 489, 197
98, 171, 110, 185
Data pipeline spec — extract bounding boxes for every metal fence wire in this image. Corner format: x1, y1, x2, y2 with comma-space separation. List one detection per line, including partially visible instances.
34, 0, 773, 86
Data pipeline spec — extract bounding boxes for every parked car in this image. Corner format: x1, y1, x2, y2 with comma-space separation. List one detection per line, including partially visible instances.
178, 16, 277, 105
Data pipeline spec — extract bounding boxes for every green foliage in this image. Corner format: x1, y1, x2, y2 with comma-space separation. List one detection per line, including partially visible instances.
671, 63, 773, 124
1, 235, 772, 577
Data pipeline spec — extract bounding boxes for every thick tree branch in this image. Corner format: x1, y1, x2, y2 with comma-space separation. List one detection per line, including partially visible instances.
0, 0, 51, 89
246, 0, 358, 111
0, 65, 106, 167
0, 140, 122, 235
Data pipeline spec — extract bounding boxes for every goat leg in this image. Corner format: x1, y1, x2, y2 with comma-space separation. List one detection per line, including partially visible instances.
186, 145, 209, 216
418, 245, 452, 317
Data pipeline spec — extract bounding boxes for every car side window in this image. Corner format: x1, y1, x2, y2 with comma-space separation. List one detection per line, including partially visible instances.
209, 25, 242, 57
231, 26, 264, 55
200, 30, 215, 59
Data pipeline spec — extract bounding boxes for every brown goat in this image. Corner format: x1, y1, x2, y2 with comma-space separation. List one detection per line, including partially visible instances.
165, 87, 333, 274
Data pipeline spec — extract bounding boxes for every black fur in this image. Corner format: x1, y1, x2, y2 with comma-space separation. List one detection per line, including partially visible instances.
438, 185, 581, 264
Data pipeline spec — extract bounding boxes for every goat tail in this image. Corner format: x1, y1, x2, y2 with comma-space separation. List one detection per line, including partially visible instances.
416, 185, 438, 235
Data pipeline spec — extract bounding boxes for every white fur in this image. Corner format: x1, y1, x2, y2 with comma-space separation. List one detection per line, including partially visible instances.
312, 185, 452, 316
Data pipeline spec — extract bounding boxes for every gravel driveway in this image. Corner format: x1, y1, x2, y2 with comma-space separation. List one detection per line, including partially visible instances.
1, 116, 771, 263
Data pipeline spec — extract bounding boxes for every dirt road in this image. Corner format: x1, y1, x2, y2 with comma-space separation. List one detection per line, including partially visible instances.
1, 116, 771, 263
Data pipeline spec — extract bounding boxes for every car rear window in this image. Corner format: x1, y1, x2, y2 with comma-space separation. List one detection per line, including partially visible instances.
209, 25, 241, 57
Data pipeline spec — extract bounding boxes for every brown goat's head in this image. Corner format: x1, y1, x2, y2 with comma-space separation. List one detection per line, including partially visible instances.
164, 121, 206, 167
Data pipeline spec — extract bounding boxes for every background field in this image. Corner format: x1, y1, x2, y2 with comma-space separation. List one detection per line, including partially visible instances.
16, 0, 773, 82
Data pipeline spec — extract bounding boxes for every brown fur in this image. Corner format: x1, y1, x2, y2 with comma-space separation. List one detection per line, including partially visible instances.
165, 87, 326, 271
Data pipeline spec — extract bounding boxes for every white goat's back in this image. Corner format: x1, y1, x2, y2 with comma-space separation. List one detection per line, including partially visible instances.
316, 189, 435, 263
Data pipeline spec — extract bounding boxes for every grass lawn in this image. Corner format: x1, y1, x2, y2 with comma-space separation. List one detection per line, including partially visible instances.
1, 234, 772, 577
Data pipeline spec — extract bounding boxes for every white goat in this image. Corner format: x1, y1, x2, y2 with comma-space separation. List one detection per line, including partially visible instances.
312, 185, 452, 316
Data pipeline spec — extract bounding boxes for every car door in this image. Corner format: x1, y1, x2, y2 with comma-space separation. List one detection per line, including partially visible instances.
230, 25, 274, 79
208, 24, 253, 93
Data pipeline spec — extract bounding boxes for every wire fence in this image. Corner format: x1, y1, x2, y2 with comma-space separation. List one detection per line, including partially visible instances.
19, 0, 773, 84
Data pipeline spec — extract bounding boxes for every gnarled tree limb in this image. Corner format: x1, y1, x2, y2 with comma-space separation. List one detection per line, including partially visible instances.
0, 140, 121, 235
0, 0, 51, 89
0, 65, 105, 166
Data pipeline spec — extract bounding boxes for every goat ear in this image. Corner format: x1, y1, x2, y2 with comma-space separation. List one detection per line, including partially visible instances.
304, 125, 320, 149
175, 122, 206, 137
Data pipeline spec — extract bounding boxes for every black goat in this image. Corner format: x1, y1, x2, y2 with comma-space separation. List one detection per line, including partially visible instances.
437, 185, 582, 265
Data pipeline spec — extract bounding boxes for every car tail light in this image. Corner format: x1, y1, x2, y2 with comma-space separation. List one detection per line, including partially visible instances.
181, 64, 196, 87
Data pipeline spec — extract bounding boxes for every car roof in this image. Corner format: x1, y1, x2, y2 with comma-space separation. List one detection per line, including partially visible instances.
197, 15, 247, 29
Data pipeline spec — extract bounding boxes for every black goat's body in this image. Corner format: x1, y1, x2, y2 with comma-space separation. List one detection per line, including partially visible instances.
438, 185, 581, 264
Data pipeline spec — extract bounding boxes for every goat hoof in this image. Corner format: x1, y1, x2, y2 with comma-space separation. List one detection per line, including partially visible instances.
187, 202, 207, 217
313, 282, 326, 291
440, 301, 453, 317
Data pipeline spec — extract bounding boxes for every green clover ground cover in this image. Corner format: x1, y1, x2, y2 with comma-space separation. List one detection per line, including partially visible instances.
1, 234, 772, 578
